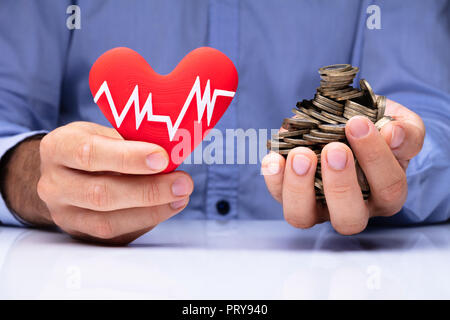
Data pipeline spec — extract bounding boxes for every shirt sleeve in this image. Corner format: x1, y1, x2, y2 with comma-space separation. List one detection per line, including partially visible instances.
356, 0, 450, 224
0, 0, 71, 226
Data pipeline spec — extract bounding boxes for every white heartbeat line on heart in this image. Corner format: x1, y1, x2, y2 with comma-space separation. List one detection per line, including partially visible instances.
93, 76, 235, 141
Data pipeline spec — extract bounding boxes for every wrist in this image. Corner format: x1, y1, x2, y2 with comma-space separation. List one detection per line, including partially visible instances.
0, 135, 54, 227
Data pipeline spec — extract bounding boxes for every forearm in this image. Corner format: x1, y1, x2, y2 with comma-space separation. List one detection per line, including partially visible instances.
0, 135, 53, 226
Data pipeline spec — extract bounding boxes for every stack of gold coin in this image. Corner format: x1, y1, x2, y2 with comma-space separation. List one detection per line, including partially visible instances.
267, 64, 394, 202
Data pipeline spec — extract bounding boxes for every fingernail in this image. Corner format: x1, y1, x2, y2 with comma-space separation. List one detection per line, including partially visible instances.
171, 177, 190, 196
348, 116, 370, 139
146, 152, 168, 171
326, 146, 348, 171
390, 125, 405, 149
262, 154, 280, 176
292, 154, 311, 176
267, 161, 280, 175
170, 198, 187, 209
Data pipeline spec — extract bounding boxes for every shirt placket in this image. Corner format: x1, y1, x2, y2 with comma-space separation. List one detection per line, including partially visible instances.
206, 0, 240, 219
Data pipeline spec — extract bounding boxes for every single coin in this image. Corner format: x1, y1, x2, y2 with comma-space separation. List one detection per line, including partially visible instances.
299, 106, 313, 115
314, 94, 344, 109
320, 74, 355, 82
343, 110, 376, 122
320, 80, 353, 88
305, 108, 339, 124
374, 115, 394, 131
344, 108, 377, 120
359, 79, 377, 106
267, 140, 295, 149
376, 95, 386, 121
318, 123, 346, 133
312, 100, 343, 116
291, 108, 321, 124
355, 161, 370, 192
344, 106, 377, 119
291, 107, 308, 116
318, 64, 352, 75
283, 137, 318, 146
320, 111, 348, 123
345, 100, 377, 116
313, 97, 345, 112
318, 86, 353, 95
276, 129, 310, 138
335, 90, 365, 101
283, 117, 318, 128
320, 78, 353, 84
303, 133, 336, 143
314, 178, 324, 190
326, 88, 360, 99
320, 66, 359, 77
310, 129, 346, 140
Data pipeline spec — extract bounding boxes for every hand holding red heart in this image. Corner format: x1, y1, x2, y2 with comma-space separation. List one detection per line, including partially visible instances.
8, 47, 236, 245
36, 121, 194, 244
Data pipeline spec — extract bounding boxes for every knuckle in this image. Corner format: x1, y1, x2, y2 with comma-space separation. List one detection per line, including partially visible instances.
284, 181, 309, 196
326, 182, 353, 200
86, 181, 111, 210
119, 148, 131, 172
91, 217, 115, 239
39, 134, 54, 161
76, 136, 95, 171
362, 147, 382, 166
376, 174, 407, 204
49, 211, 64, 227
142, 180, 161, 205
36, 177, 51, 203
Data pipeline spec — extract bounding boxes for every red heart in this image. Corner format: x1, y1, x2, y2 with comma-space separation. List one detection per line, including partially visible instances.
89, 47, 238, 172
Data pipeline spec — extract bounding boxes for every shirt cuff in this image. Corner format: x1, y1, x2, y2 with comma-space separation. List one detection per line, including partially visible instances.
0, 131, 47, 227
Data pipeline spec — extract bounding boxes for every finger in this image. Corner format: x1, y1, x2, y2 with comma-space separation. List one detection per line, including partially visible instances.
53, 129, 169, 174
51, 169, 194, 211
380, 99, 425, 160
69, 227, 154, 246
55, 198, 189, 240
69, 121, 123, 139
346, 116, 407, 216
321, 142, 369, 235
261, 151, 286, 202
282, 147, 319, 228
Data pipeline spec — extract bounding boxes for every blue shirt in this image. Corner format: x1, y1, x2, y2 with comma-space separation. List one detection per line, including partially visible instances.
0, 0, 448, 227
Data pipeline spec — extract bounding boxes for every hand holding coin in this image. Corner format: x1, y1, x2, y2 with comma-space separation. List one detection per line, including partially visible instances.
262, 98, 425, 235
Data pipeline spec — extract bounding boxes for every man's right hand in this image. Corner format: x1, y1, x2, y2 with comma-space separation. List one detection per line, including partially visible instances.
5, 121, 194, 245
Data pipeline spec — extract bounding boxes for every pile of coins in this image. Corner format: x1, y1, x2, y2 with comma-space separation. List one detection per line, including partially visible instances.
267, 64, 394, 202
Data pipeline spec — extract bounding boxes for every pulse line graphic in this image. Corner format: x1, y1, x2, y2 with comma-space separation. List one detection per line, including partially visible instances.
93, 76, 235, 141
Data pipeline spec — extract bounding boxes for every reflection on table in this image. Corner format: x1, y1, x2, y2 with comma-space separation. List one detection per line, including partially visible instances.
0, 220, 449, 299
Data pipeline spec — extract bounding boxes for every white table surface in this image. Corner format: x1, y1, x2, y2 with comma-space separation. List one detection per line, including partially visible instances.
0, 219, 449, 299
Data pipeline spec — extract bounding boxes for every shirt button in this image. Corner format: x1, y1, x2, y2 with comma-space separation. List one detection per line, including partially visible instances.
216, 200, 230, 215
